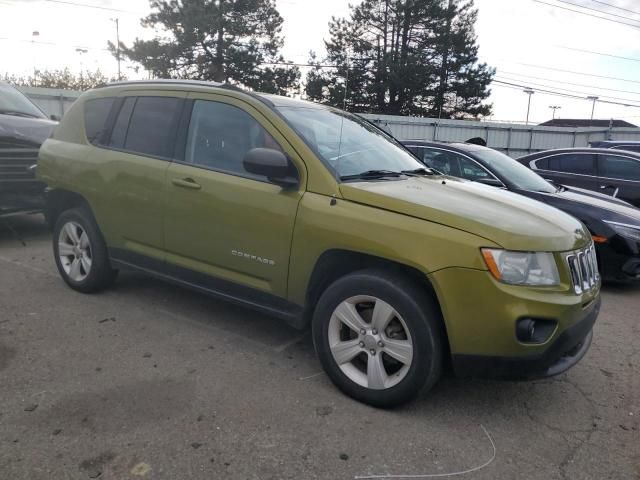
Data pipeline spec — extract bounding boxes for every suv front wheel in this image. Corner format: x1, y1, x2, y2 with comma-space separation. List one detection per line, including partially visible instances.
312, 270, 444, 408
53, 207, 117, 293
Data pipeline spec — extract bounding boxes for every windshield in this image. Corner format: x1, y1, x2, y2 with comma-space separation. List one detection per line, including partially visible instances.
276, 106, 425, 179
0, 83, 47, 119
473, 148, 556, 193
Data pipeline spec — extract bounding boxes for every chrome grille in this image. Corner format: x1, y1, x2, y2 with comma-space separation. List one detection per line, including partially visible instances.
566, 244, 599, 295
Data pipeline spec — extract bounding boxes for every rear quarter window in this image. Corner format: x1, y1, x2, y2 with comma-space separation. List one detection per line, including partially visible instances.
84, 97, 116, 145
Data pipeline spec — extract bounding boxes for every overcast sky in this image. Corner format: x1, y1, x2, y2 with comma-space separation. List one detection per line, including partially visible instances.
1, 0, 639, 124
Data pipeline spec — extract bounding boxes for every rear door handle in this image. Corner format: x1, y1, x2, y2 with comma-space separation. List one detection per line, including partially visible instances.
172, 178, 201, 190
600, 184, 620, 197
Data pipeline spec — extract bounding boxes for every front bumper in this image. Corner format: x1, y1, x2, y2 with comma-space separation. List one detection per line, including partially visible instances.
451, 296, 599, 379
428, 267, 600, 379
597, 238, 640, 283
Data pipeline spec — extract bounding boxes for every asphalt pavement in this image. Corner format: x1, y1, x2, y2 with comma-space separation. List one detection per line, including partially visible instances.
0, 214, 638, 480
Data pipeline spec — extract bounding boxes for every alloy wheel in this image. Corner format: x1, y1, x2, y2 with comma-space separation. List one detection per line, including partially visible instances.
58, 221, 92, 282
328, 295, 414, 390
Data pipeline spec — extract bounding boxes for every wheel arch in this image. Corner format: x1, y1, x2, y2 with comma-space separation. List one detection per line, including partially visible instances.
303, 249, 451, 354
44, 188, 95, 230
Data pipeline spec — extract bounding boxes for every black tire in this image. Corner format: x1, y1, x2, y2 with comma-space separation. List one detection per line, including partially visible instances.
312, 269, 444, 408
53, 207, 118, 293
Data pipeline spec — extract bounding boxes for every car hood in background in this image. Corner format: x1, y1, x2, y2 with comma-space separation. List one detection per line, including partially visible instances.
0, 114, 57, 148
520, 185, 640, 228
339, 176, 589, 252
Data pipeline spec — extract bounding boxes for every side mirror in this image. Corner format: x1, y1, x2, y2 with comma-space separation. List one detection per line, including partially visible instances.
243, 148, 298, 189
475, 177, 505, 188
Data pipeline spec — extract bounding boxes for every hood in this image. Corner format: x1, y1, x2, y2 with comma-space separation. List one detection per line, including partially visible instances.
518, 185, 640, 234
0, 114, 57, 148
339, 176, 589, 252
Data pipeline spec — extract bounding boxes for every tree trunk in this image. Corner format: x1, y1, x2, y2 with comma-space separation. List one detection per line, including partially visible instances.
436, 0, 453, 118
213, 0, 226, 82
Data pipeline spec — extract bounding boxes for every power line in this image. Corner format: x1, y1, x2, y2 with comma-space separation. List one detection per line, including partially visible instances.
0, 36, 109, 52
554, 0, 640, 23
495, 75, 640, 104
557, 45, 640, 63
498, 70, 640, 96
587, 0, 640, 16
493, 60, 640, 85
531, 0, 640, 29
41, 0, 144, 14
492, 79, 640, 108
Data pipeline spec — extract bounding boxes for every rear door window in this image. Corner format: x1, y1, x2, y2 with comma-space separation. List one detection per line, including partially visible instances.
84, 97, 116, 145
547, 153, 596, 175
123, 96, 182, 158
598, 155, 640, 181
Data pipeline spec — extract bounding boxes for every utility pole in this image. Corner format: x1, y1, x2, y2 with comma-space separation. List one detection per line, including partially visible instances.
31, 30, 39, 86
75, 48, 88, 90
111, 18, 121, 80
549, 105, 561, 120
524, 88, 535, 125
587, 96, 599, 120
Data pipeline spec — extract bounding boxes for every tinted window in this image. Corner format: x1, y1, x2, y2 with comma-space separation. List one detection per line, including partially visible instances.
185, 100, 283, 179
84, 97, 115, 145
108, 97, 135, 149
599, 155, 640, 181
124, 96, 182, 158
547, 154, 596, 175
471, 148, 556, 193
416, 148, 464, 175
533, 158, 548, 169
458, 156, 491, 181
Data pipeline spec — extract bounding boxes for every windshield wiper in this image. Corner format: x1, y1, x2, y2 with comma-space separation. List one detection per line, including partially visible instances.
0, 110, 40, 118
401, 167, 434, 176
341, 169, 404, 181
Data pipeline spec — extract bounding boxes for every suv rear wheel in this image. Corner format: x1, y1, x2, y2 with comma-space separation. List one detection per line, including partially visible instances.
53, 208, 117, 293
312, 269, 444, 408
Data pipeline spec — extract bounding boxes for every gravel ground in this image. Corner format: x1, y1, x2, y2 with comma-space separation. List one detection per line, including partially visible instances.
0, 213, 638, 480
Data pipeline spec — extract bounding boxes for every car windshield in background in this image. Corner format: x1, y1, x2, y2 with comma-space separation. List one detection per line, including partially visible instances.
0, 83, 47, 119
474, 149, 556, 193
277, 106, 425, 179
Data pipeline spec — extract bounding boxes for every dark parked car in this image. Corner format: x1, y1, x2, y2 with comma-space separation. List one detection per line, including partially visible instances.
0, 82, 57, 215
516, 148, 640, 207
404, 141, 640, 282
590, 140, 640, 153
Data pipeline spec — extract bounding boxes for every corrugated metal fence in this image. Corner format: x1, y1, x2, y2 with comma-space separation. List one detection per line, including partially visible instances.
362, 114, 640, 157
18, 87, 640, 157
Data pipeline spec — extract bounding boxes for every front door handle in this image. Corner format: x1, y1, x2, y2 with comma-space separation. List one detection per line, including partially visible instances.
600, 184, 620, 197
172, 178, 201, 190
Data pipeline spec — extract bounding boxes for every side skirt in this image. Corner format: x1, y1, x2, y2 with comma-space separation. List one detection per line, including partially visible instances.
109, 248, 306, 330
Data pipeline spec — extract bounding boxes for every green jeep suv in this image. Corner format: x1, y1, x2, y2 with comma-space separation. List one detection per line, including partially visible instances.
38, 80, 600, 407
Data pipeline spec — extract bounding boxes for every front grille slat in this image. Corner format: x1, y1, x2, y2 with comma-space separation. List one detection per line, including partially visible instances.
567, 244, 599, 295
0, 148, 38, 182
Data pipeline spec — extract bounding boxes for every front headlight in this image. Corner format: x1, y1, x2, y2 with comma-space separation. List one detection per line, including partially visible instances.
481, 249, 560, 286
604, 221, 640, 243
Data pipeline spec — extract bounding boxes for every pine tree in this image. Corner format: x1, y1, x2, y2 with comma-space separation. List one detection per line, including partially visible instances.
305, 0, 494, 118
111, 0, 300, 95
